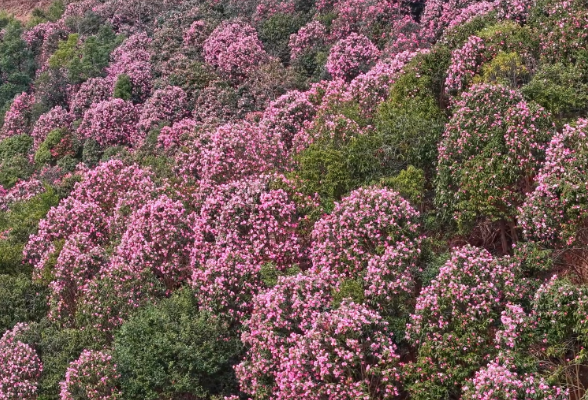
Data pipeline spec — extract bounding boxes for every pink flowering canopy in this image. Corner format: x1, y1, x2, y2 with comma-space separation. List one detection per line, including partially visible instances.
0, 324, 42, 400
77, 99, 140, 147
519, 119, 588, 248
59, 350, 121, 400
326, 33, 381, 82
203, 20, 270, 82
436, 84, 555, 236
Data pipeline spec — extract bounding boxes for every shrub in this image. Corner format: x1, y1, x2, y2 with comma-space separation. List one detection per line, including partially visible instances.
203, 20, 270, 82
114, 288, 242, 400
326, 33, 380, 81
435, 84, 554, 242
0, 134, 33, 161
77, 99, 140, 147
59, 349, 121, 400
0, 274, 48, 334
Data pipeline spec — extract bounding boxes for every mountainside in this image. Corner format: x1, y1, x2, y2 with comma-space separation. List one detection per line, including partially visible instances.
1, 0, 588, 399
0, 0, 50, 19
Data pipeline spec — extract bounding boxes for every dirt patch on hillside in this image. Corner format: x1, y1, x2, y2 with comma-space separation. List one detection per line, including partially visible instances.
0, 0, 52, 21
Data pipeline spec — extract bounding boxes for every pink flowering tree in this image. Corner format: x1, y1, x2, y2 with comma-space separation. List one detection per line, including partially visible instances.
327, 0, 407, 44
77, 99, 140, 147
326, 33, 380, 81
311, 186, 421, 277
194, 121, 284, 184
259, 90, 317, 151
275, 301, 402, 400
106, 33, 153, 102
462, 358, 568, 400
519, 119, 588, 254
236, 272, 335, 398
69, 77, 113, 119
405, 245, 525, 398
0, 323, 42, 400
31, 106, 73, 150
157, 118, 196, 152
203, 20, 270, 82
435, 84, 555, 250
113, 194, 193, 288
1, 92, 34, 139
59, 350, 121, 400
444, 35, 485, 94
289, 21, 328, 61
137, 86, 190, 133
191, 175, 317, 271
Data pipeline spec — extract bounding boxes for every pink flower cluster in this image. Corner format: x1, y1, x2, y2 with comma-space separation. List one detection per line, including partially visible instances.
0, 179, 45, 211
59, 350, 121, 400
519, 119, 588, 247
203, 21, 269, 82
1, 92, 34, 139
137, 86, 190, 133
289, 21, 328, 60
326, 33, 380, 81
69, 77, 113, 119
445, 35, 485, 94
77, 99, 140, 147
0, 323, 42, 400
31, 106, 73, 149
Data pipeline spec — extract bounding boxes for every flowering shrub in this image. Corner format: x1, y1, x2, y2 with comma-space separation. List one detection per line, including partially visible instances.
436, 84, 555, 238
445, 35, 485, 94
191, 175, 316, 270
289, 21, 327, 62
68, 77, 113, 118
0, 323, 42, 400
519, 119, 588, 248
1, 92, 34, 139
326, 33, 380, 81
311, 186, 421, 277
236, 272, 335, 398
31, 106, 73, 150
275, 301, 401, 400
114, 194, 193, 288
259, 90, 316, 151
157, 118, 196, 151
406, 245, 526, 398
106, 33, 153, 101
137, 86, 190, 133
59, 350, 121, 400
462, 358, 568, 400
203, 21, 269, 82
195, 121, 284, 184
77, 99, 140, 147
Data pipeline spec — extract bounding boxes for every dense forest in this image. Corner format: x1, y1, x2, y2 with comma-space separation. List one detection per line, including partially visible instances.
0, 0, 588, 398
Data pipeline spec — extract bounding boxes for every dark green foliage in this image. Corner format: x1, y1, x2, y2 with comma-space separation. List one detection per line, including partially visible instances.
17, 319, 109, 400
404, 46, 452, 107
30, 0, 65, 25
33, 69, 70, 109
376, 72, 447, 172
113, 74, 133, 100
48, 26, 123, 84
35, 129, 80, 166
81, 138, 103, 167
0, 274, 48, 334
440, 12, 497, 50
523, 62, 588, 119
0, 134, 33, 161
0, 20, 36, 111
114, 288, 243, 400
258, 13, 305, 63
379, 166, 426, 206
0, 155, 34, 188
296, 132, 393, 207
0, 188, 59, 274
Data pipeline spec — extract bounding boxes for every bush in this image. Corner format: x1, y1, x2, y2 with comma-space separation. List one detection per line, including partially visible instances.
376, 71, 447, 171
113, 74, 132, 101
0, 274, 48, 334
0, 134, 33, 161
0, 155, 34, 189
258, 13, 305, 63
114, 288, 242, 400
522, 62, 588, 119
